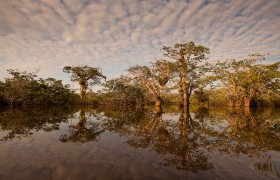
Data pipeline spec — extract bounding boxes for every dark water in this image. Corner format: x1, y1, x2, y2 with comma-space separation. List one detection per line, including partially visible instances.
0, 106, 279, 179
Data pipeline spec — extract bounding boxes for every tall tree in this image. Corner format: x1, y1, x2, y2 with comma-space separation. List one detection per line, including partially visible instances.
240, 59, 280, 106
210, 54, 280, 107
63, 65, 106, 100
162, 42, 210, 106
127, 60, 174, 107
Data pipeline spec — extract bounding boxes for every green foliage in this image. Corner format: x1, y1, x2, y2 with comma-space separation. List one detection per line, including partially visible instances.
127, 60, 175, 106
162, 42, 210, 106
210, 54, 280, 106
63, 65, 106, 99
207, 88, 228, 106
97, 76, 147, 107
163, 42, 210, 62
151, 59, 176, 86
1, 45, 278, 109
161, 93, 181, 105
193, 87, 209, 106
0, 69, 79, 108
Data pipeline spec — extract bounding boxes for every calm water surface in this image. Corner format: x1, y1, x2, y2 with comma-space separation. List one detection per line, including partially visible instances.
0, 106, 279, 179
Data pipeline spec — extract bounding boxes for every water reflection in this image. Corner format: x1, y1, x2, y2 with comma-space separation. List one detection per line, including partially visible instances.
0, 107, 77, 141
101, 106, 280, 173
59, 108, 105, 143
205, 107, 280, 155
0, 106, 279, 178
103, 106, 214, 172
254, 161, 280, 178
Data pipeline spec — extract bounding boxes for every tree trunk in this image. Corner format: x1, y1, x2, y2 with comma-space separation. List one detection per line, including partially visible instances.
9, 99, 15, 109
183, 89, 187, 106
78, 109, 86, 130
179, 105, 191, 139
182, 89, 190, 106
178, 88, 184, 106
154, 106, 162, 116
80, 85, 87, 100
243, 107, 251, 117
244, 97, 251, 107
155, 96, 162, 107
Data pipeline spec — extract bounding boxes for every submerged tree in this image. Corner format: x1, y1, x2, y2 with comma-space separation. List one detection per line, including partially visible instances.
127, 60, 174, 107
211, 54, 280, 107
241, 60, 280, 106
63, 65, 106, 100
162, 42, 210, 107
100, 76, 146, 107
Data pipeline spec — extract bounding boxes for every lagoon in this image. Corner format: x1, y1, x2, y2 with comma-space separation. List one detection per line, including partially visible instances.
0, 106, 279, 179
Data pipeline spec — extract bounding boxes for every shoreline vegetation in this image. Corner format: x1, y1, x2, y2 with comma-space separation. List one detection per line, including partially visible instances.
0, 42, 279, 109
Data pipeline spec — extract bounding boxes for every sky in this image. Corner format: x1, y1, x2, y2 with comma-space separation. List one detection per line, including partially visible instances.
0, 0, 279, 91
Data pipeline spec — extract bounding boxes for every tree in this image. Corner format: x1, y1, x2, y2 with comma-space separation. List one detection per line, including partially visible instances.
1, 69, 38, 107
0, 69, 78, 108
240, 61, 279, 107
127, 60, 174, 107
210, 54, 280, 107
99, 76, 146, 107
63, 65, 106, 100
162, 42, 210, 106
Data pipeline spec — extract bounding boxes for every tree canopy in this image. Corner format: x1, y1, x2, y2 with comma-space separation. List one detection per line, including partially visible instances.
127, 59, 174, 106
63, 65, 106, 100
0, 42, 279, 109
0, 69, 78, 108
162, 42, 210, 106
210, 54, 280, 107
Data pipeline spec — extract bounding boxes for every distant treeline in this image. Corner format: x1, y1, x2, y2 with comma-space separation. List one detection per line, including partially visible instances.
0, 42, 279, 108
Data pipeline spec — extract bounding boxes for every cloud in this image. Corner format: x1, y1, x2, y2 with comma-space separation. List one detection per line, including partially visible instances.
0, 0, 279, 88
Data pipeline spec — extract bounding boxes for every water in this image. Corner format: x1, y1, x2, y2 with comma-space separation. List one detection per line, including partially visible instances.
0, 106, 279, 179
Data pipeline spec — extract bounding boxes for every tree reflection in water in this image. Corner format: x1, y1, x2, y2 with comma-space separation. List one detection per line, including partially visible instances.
160, 106, 213, 172
203, 107, 280, 156
0, 107, 77, 141
103, 106, 214, 172
102, 106, 279, 174
0, 105, 279, 176
59, 108, 105, 143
